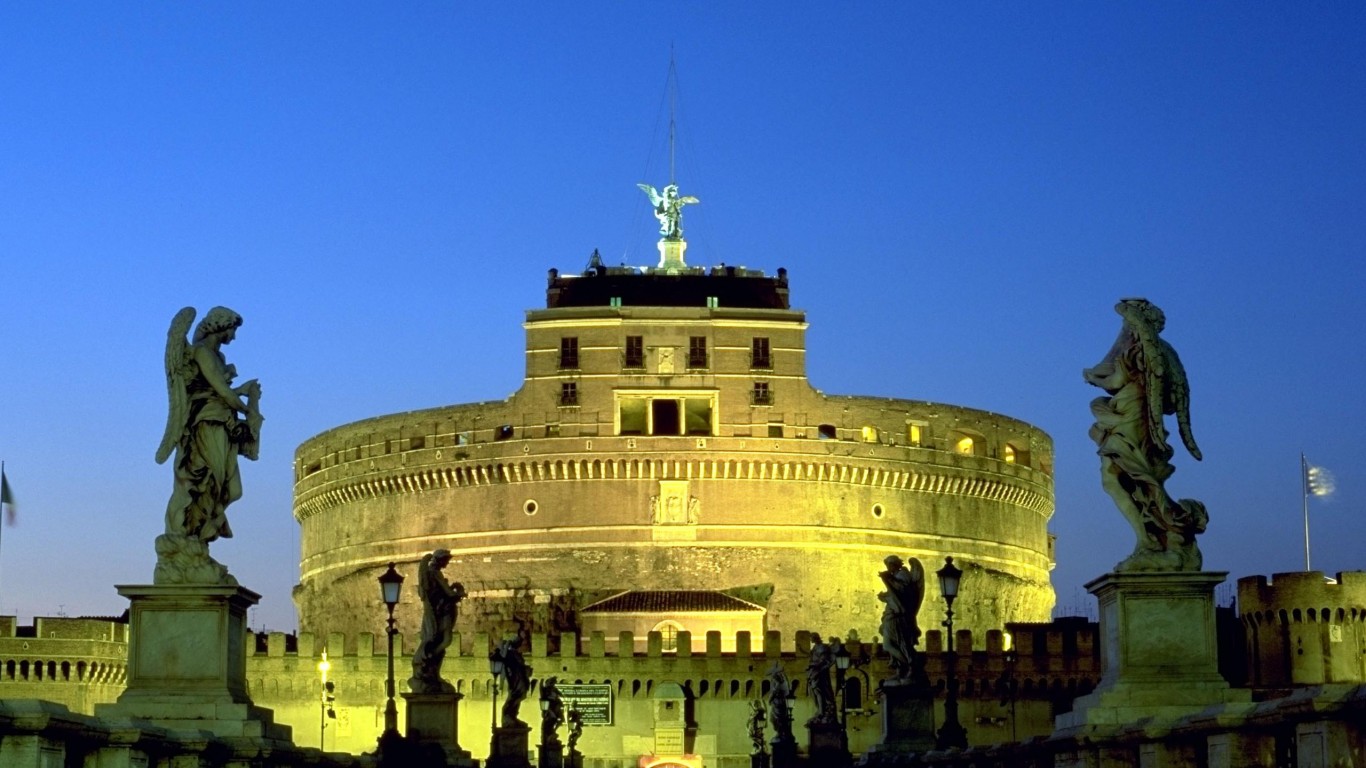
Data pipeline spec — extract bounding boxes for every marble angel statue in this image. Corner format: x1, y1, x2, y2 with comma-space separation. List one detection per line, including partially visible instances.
154, 306, 262, 584
1084, 298, 1207, 572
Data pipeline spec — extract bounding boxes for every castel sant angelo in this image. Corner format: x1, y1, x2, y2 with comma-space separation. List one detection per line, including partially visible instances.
290, 177, 1058, 651
4, 178, 1364, 767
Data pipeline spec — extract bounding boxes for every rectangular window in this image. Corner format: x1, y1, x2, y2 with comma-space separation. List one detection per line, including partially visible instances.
619, 399, 647, 435
907, 423, 924, 446
688, 336, 707, 368
560, 382, 578, 406
752, 337, 772, 369
768, 423, 783, 438
752, 382, 772, 405
559, 337, 579, 369
684, 398, 713, 436
624, 336, 644, 368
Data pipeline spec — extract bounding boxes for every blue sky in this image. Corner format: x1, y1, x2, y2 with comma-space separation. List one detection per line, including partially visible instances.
1, 4, 1362, 631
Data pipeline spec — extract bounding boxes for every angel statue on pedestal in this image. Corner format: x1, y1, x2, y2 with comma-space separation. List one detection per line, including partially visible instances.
154, 306, 263, 585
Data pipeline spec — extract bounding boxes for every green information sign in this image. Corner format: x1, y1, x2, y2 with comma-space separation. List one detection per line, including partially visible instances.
559, 683, 614, 726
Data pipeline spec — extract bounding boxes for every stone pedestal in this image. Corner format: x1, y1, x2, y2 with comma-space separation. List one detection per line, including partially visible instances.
750, 753, 771, 768
770, 736, 798, 768
1055, 571, 1249, 731
656, 237, 688, 270
402, 691, 475, 766
871, 680, 935, 755
488, 722, 532, 768
806, 719, 848, 765
95, 584, 289, 741
538, 741, 564, 768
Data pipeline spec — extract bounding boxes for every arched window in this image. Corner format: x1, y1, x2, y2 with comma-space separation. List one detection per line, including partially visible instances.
843, 676, 863, 711
652, 620, 684, 652
1003, 444, 1016, 463
954, 436, 974, 455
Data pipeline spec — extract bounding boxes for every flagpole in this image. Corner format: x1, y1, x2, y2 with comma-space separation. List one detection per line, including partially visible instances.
1301, 453, 1311, 571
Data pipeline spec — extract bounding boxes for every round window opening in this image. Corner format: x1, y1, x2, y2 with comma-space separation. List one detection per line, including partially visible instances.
871, 503, 885, 518
524, 499, 539, 516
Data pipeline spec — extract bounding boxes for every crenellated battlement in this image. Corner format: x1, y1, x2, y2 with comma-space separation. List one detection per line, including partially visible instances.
1237, 571, 1366, 688
247, 621, 1099, 697
1238, 570, 1366, 624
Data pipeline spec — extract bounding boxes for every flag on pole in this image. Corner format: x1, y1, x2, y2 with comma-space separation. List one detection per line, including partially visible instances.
1306, 462, 1336, 498
0, 468, 14, 526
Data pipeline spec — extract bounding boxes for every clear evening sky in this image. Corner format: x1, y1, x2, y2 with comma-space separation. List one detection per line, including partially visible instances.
1, 5, 1362, 632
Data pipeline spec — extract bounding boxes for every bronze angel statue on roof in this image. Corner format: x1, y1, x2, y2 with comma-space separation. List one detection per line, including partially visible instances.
154, 306, 263, 584
1084, 298, 1206, 572
638, 182, 698, 240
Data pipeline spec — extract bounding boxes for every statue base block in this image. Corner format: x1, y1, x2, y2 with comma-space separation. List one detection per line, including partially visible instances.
806, 720, 848, 765
1055, 571, 1249, 732
871, 680, 935, 754
770, 736, 798, 768
94, 584, 289, 741
488, 723, 532, 768
538, 742, 564, 768
402, 691, 474, 766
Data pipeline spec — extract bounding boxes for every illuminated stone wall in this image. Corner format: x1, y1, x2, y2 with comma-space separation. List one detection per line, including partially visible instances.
0, 615, 1108, 764
0, 617, 128, 715
243, 625, 1095, 762
293, 267, 1056, 644
1239, 570, 1366, 687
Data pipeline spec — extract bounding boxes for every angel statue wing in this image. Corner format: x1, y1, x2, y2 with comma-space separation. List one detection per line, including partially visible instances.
155, 307, 197, 464
1158, 337, 1201, 460
906, 556, 926, 617
637, 183, 664, 208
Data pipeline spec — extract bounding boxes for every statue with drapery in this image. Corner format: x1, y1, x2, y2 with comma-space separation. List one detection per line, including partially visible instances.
1084, 298, 1207, 572
878, 554, 927, 684
155, 306, 263, 585
409, 549, 467, 693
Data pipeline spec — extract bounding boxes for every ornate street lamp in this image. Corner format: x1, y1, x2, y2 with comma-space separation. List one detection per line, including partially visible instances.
377, 563, 405, 739
935, 557, 967, 750
832, 640, 851, 751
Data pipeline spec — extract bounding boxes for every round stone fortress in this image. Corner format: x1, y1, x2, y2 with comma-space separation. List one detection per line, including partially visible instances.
292, 254, 1056, 646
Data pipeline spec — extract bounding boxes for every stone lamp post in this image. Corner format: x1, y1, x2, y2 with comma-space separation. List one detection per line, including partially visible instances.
377, 562, 405, 759
935, 557, 968, 750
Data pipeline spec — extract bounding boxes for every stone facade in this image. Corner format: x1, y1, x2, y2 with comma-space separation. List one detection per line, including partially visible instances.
1239, 570, 1366, 688
292, 263, 1057, 646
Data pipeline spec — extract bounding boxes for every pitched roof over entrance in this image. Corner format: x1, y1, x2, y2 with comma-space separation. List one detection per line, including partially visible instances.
582, 590, 765, 614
